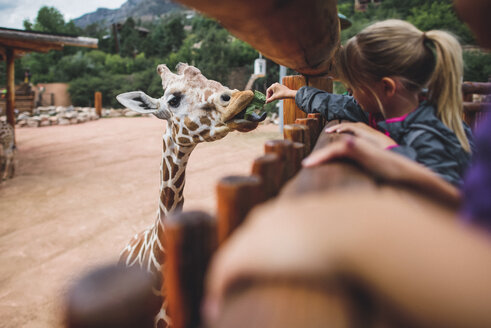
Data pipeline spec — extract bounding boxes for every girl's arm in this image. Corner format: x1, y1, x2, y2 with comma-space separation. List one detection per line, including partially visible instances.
204, 191, 491, 328
295, 86, 368, 123
266, 83, 368, 123
302, 136, 461, 206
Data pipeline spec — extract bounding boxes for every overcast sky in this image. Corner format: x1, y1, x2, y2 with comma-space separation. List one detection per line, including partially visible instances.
0, 0, 127, 29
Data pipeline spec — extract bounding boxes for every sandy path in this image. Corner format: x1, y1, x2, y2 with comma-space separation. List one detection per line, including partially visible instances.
0, 117, 280, 327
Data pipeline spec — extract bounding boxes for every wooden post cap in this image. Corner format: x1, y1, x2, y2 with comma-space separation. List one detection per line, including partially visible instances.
164, 210, 218, 328
66, 265, 159, 328
252, 153, 282, 200
216, 175, 263, 243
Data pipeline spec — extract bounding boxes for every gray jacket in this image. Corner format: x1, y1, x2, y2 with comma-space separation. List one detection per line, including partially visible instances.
296, 86, 474, 186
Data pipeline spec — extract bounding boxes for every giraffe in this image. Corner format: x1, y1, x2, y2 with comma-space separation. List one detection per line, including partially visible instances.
0, 120, 15, 181
116, 62, 265, 327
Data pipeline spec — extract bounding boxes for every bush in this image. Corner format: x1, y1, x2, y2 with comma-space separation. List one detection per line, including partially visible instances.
463, 50, 491, 82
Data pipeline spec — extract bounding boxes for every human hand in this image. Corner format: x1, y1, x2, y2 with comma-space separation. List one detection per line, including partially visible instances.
266, 83, 297, 103
302, 136, 401, 181
325, 122, 397, 149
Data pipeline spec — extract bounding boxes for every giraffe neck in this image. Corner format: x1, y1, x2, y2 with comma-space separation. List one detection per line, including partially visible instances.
158, 128, 196, 222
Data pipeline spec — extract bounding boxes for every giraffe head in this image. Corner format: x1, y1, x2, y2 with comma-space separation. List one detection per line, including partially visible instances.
117, 63, 266, 146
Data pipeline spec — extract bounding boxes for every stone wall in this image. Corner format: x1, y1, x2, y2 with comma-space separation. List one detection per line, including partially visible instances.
0, 106, 149, 128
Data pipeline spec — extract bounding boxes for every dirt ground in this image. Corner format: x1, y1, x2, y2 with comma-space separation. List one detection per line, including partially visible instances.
0, 117, 280, 328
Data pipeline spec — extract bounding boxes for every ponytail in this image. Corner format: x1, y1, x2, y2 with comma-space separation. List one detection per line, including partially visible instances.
425, 31, 470, 152
340, 20, 471, 153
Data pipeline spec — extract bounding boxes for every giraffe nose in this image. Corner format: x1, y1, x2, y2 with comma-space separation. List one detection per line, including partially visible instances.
220, 94, 231, 102
221, 90, 254, 122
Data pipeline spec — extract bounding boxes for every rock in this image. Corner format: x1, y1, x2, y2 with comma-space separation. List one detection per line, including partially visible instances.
40, 120, 51, 127
63, 112, 77, 119
70, 118, 79, 124
59, 118, 70, 125
49, 117, 59, 125
27, 117, 40, 128
16, 120, 27, 128
108, 109, 123, 117
17, 113, 31, 120
124, 111, 141, 117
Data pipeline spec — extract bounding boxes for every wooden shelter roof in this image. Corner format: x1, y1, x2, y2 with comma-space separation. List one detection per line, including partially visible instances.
0, 27, 98, 60
175, 0, 341, 76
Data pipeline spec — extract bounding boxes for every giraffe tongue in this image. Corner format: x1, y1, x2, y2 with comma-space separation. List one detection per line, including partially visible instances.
231, 109, 267, 122
247, 111, 267, 122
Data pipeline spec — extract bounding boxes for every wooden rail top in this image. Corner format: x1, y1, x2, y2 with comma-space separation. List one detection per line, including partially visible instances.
175, 0, 340, 75
213, 120, 458, 328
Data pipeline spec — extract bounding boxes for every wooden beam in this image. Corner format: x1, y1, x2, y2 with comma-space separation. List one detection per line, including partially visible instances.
0, 38, 63, 53
175, 0, 340, 75
6, 48, 15, 133
0, 28, 98, 49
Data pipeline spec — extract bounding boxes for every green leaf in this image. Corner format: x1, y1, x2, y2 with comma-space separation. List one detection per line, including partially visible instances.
244, 90, 266, 119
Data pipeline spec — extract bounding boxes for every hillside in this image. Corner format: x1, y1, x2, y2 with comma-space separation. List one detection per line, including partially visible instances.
73, 0, 185, 28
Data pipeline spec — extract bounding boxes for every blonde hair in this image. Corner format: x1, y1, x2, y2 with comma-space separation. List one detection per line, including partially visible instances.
339, 19, 470, 152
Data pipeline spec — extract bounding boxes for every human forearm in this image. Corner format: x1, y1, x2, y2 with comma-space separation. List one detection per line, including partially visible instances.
345, 204, 491, 328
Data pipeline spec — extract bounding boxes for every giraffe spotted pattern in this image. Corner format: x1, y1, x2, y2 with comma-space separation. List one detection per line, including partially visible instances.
0, 121, 15, 181
116, 63, 262, 327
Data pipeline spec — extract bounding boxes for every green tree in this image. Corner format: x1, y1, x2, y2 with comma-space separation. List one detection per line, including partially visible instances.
144, 14, 185, 58
407, 2, 474, 44
23, 6, 80, 35
463, 51, 491, 82
119, 18, 142, 57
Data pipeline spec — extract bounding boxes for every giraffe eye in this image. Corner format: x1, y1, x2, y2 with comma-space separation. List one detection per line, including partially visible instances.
168, 94, 182, 108
220, 94, 231, 102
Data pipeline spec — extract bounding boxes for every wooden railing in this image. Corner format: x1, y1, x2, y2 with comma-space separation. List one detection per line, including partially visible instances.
65, 79, 490, 328
462, 81, 491, 129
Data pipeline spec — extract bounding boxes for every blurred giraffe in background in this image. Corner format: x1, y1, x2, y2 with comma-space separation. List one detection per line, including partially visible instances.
0, 120, 15, 181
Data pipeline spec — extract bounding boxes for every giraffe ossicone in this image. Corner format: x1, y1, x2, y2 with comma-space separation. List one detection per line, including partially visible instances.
115, 62, 266, 328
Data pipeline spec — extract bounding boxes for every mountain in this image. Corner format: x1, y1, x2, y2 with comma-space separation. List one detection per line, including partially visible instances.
73, 0, 185, 28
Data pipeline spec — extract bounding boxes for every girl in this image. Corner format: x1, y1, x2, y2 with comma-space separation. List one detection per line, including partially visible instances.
266, 19, 473, 186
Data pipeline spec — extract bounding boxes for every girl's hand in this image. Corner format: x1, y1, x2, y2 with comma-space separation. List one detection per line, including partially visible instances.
266, 83, 297, 103
325, 122, 397, 149
302, 136, 402, 181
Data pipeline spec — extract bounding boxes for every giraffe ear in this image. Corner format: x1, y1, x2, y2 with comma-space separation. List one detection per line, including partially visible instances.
116, 91, 170, 119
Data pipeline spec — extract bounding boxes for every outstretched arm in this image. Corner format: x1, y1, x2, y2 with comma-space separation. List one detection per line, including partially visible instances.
203, 191, 491, 327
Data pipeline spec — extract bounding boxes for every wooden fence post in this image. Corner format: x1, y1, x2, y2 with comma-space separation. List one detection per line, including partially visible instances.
308, 113, 325, 136
251, 153, 282, 200
66, 265, 159, 328
292, 142, 306, 174
264, 139, 296, 183
282, 75, 307, 125
95, 91, 102, 117
283, 124, 310, 156
164, 210, 218, 328
216, 175, 263, 243
6, 48, 16, 140
295, 118, 320, 150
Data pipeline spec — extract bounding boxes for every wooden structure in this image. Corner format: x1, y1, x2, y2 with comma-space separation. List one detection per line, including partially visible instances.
175, 0, 340, 76
0, 83, 35, 115
62, 0, 490, 326
0, 27, 97, 141
462, 81, 491, 129
157, 1, 491, 327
